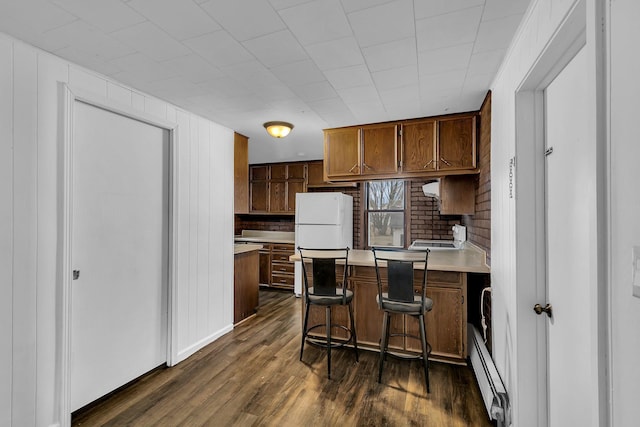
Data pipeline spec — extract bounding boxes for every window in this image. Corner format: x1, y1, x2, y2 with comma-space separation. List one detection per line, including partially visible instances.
366, 180, 405, 247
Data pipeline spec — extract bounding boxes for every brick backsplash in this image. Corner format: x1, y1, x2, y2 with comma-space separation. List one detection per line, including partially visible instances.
409, 182, 460, 241
461, 91, 492, 265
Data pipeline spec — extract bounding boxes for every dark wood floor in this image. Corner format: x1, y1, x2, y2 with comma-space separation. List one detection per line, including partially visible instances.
73, 290, 493, 426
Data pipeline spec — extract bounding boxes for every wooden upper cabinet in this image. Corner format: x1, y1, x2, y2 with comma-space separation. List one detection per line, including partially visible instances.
438, 116, 476, 171
270, 164, 287, 180
234, 133, 249, 214
250, 181, 268, 212
323, 113, 478, 181
402, 120, 436, 173
251, 165, 269, 181
287, 163, 306, 180
269, 181, 287, 213
361, 124, 398, 176
325, 127, 360, 179
307, 161, 325, 187
287, 181, 305, 212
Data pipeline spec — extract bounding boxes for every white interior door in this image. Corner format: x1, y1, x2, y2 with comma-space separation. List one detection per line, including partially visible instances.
544, 47, 592, 425
70, 101, 169, 412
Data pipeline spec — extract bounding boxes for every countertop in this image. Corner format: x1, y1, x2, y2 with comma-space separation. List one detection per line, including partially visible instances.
290, 243, 490, 274
234, 230, 295, 245
234, 243, 263, 255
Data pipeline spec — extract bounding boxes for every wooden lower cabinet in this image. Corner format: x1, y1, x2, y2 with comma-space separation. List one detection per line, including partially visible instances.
258, 246, 271, 286
301, 265, 468, 363
270, 243, 295, 290
234, 250, 260, 324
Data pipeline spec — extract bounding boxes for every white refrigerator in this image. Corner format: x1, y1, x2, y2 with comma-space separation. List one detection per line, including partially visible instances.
294, 192, 353, 296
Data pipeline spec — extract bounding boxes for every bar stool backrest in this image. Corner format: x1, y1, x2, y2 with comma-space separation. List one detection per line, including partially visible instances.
298, 248, 350, 303
372, 248, 430, 311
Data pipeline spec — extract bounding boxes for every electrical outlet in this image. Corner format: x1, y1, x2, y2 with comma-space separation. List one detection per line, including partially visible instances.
633, 246, 640, 298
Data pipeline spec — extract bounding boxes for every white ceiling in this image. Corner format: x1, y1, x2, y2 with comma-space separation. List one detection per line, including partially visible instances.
0, 0, 531, 163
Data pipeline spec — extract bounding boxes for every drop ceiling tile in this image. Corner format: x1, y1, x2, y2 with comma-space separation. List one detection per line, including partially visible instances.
51, 0, 146, 33
414, 0, 484, 19
305, 37, 364, 71
483, 0, 531, 21
242, 30, 308, 68
340, 0, 395, 14
419, 69, 467, 94
278, 0, 352, 46
161, 54, 224, 84
324, 64, 373, 90
0, 1, 76, 40
42, 21, 135, 60
467, 49, 505, 76
379, 85, 420, 107
462, 73, 494, 93
200, 0, 286, 42
127, 0, 221, 41
306, 97, 357, 126
143, 76, 205, 99
268, 0, 315, 11
474, 14, 523, 53
109, 53, 178, 82
372, 65, 419, 91
56, 46, 123, 76
347, 0, 414, 48
197, 76, 253, 98
347, 100, 388, 123
270, 59, 326, 86
110, 22, 191, 62
416, 6, 483, 52
418, 43, 473, 76
183, 31, 254, 68
337, 84, 380, 104
222, 60, 297, 101
362, 37, 417, 73
292, 81, 338, 102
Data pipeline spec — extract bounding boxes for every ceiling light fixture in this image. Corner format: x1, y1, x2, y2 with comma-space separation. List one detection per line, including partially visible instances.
263, 121, 294, 138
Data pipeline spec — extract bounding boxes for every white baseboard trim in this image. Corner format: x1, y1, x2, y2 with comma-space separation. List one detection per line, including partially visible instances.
174, 324, 234, 365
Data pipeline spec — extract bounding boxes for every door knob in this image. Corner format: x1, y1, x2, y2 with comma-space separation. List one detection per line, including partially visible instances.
533, 303, 552, 318
73, 270, 80, 280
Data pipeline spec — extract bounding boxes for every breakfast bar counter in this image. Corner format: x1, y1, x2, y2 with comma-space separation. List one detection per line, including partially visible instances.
292, 244, 490, 364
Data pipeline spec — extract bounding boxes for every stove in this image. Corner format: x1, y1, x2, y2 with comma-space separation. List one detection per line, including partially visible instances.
408, 239, 462, 250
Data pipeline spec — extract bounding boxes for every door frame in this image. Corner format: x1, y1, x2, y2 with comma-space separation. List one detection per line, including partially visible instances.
513, 0, 608, 425
57, 83, 179, 427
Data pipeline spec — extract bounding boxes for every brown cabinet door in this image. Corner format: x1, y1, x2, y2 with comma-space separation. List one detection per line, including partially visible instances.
234, 133, 249, 214
270, 164, 287, 180
439, 175, 476, 215
234, 250, 259, 324
250, 181, 268, 212
259, 248, 271, 286
361, 124, 398, 176
287, 163, 306, 180
250, 165, 269, 180
269, 181, 287, 213
325, 127, 360, 179
306, 161, 324, 186
402, 120, 436, 173
287, 181, 305, 213
438, 116, 476, 171
406, 286, 464, 359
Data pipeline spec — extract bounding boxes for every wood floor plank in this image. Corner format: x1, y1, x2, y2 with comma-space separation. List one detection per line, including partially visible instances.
72, 289, 493, 427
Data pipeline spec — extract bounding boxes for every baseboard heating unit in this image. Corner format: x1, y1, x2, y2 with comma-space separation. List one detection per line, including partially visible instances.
468, 323, 509, 426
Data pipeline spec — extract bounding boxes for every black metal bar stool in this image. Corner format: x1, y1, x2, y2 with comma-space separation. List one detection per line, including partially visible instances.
372, 247, 432, 392
298, 247, 359, 379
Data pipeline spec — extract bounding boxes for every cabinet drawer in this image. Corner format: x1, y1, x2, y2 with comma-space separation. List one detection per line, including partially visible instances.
427, 270, 462, 286
271, 273, 294, 287
271, 262, 294, 274
272, 243, 294, 252
272, 252, 293, 262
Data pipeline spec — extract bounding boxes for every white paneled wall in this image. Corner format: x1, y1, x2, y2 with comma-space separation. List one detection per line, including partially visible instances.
0, 32, 234, 427
490, 0, 605, 425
